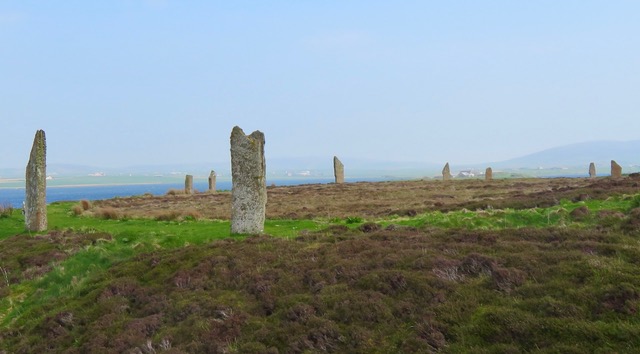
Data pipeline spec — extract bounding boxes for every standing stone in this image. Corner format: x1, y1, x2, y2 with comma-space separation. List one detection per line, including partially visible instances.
184, 174, 193, 194
485, 167, 493, 181
230, 126, 267, 234
208, 170, 217, 192
442, 162, 452, 181
611, 160, 622, 178
589, 162, 596, 178
333, 156, 345, 184
25, 130, 47, 232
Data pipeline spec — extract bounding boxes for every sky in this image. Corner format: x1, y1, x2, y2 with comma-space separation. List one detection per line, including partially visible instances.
1, 1, 639, 169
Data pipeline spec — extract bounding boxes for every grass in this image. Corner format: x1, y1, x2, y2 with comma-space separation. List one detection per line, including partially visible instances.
382, 196, 636, 230
0, 202, 322, 331
1, 188, 640, 352
0, 203, 14, 219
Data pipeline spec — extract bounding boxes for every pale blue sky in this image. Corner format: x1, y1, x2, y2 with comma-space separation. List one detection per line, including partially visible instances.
2, 1, 639, 168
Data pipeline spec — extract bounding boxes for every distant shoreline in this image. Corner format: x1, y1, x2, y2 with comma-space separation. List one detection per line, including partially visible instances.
49, 182, 167, 188
0, 182, 167, 189
0, 178, 22, 183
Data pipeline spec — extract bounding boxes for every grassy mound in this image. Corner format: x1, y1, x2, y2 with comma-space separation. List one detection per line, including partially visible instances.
3, 225, 640, 353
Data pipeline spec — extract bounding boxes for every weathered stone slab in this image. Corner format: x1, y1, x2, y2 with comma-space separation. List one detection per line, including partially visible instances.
611, 160, 622, 178
208, 170, 217, 192
485, 167, 493, 181
25, 129, 47, 232
334, 156, 344, 184
589, 162, 596, 178
184, 174, 193, 194
230, 126, 266, 234
442, 163, 452, 181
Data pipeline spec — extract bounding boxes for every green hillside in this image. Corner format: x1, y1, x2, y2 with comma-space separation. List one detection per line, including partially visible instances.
2, 186, 640, 352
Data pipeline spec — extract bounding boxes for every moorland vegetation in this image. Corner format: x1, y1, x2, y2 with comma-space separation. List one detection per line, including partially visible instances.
1, 177, 640, 353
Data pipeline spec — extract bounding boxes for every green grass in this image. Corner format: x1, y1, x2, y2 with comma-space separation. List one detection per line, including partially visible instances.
3, 201, 322, 241
1, 194, 640, 352
0, 202, 324, 333
3, 195, 634, 241
0, 207, 26, 239
382, 197, 636, 230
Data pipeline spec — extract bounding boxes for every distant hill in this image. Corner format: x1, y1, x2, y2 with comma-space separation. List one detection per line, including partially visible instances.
2, 140, 639, 179
491, 140, 640, 169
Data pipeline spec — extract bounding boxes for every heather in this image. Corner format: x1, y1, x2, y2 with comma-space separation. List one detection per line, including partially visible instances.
1, 177, 640, 353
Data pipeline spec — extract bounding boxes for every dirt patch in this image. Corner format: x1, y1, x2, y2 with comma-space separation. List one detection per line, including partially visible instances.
570, 206, 590, 220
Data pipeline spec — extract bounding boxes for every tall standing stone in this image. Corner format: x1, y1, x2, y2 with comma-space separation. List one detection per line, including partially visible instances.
442, 162, 452, 181
184, 174, 193, 194
485, 167, 493, 181
589, 162, 596, 178
333, 156, 345, 184
25, 130, 47, 232
611, 160, 622, 178
230, 126, 266, 234
208, 170, 217, 192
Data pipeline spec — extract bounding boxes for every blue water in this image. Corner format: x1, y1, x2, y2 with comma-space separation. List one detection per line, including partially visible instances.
0, 178, 388, 208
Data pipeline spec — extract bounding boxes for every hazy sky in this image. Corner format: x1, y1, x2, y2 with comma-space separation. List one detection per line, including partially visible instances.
2, 1, 639, 168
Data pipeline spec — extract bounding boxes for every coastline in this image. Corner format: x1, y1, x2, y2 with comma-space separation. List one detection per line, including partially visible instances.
0, 182, 169, 189
0, 178, 335, 208
0, 175, 223, 189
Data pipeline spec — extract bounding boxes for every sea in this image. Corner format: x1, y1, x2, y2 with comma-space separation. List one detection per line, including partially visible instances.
0, 177, 391, 208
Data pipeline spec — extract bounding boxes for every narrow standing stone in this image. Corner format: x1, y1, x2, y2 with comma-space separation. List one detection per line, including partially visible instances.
184, 174, 193, 194
485, 167, 493, 181
230, 126, 267, 234
25, 129, 47, 232
611, 160, 622, 178
208, 170, 217, 192
442, 162, 452, 181
589, 162, 596, 178
333, 156, 344, 184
